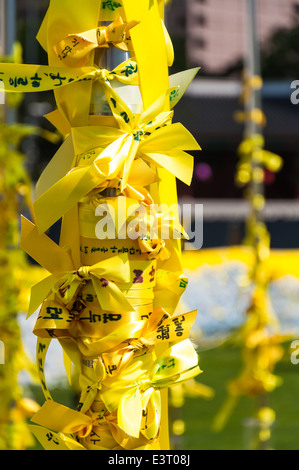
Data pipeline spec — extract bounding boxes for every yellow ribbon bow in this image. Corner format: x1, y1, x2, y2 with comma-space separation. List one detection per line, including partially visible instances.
100, 339, 201, 438
34, 88, 200, 234
101, 307, 198, 376
20, 216, 134, 317
52, 260, 133, 311
54, 17, 139, 68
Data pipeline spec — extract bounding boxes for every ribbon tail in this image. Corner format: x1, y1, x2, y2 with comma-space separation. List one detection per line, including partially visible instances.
141, 122, 201, 152
161, 20, 174, 67
169, 68, 200, 109
36, 337, 52, 401
91, 278, 134, 313
103, 84, 134, 133
118, 387, 143, 438
144, 150, 194, 186
20, 216, 75, 272
151, 339, 201, 385
34, 160, 109, 234
35, 135, 75, 199
31, 400, 92, 435
121, 136, 139, 192
28, 424, 86, 450
141, 388, 161, 440
0, 63, 96, 92
28, 275, 56, 318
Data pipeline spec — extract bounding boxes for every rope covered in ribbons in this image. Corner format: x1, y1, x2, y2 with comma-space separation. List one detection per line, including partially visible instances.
0, 0, 203, 450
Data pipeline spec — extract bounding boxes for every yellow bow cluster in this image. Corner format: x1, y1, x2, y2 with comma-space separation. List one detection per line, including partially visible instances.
31, 339, 201, 446
33, 88, 200, 234
54, 17, 139, 68
236, 134, 283, 188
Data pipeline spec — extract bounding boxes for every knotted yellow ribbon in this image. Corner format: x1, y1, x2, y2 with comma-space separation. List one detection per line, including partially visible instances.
20, 216, 134, 317
101, 307, 198, 377
34, 88, 200, 234
100, 339, 201, 438
31, 339, 200, 441
127, 207, 189, 261
54, 17, 139, 67
236, 134, 283, 187
52, 260, 133, 311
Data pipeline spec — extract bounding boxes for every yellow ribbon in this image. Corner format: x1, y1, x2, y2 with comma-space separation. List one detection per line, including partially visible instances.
154, 269, 189, 315
100, 339, 201, 438
234, 108, 267, 127
240, 74, 263, 106
54, 17, 139, 67
20, 216, 134, 316
0, 57, 139, 93
101, 307, 198, 376
30, 399, 157, 450
33, 88, 200, 234
29, 424, 87, 450
31, 339, 201, 441
126, 206, 189, 261
236, 134, 283, 187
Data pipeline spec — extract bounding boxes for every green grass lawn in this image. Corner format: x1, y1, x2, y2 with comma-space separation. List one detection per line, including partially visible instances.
179, 343, 299, 450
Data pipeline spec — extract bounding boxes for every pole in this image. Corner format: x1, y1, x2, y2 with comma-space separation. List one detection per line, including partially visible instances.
0, 0, 16, 123
6, 0, 16, 123
245, 0, 264, 229
243, 0, 272, 450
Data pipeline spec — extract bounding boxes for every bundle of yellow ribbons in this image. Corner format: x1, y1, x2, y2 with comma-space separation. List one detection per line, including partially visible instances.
1, 0, 202, 450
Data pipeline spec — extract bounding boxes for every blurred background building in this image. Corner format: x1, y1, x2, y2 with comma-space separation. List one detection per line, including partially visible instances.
2, 0, 299, 249
166, 0, 299, 249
